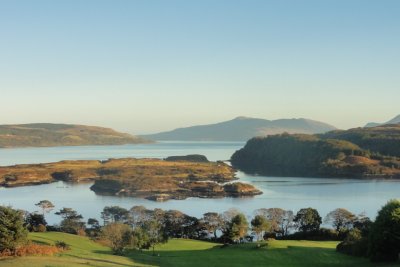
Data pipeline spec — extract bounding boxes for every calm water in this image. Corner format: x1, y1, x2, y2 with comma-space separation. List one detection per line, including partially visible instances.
0, 141, 399, 224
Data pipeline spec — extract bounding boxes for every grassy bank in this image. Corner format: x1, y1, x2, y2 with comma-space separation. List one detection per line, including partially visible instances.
1, 232, 399, 267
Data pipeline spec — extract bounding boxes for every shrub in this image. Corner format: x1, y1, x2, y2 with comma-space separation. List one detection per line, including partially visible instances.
33, 224, 47, 232
283, 228, 340, 241
55, 241, 70, 250
0, 206, 28, 252
0, 243, 61, 257
368, 199, 400, 262
77, 228, 86, 236
337, 228, 368, 257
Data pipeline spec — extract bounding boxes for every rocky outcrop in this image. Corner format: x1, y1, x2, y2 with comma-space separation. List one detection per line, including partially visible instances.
0, 157, 263, 201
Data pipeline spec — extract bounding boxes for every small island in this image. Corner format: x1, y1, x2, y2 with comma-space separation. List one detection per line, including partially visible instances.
0, 156, 262, 201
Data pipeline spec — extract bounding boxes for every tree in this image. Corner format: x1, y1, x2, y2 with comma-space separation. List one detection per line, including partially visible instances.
325, 208, 356, 232
25, 213, 47, 232
368, 199, 400, 262
251, 215, 270, 241
0, 206, 28, 251
294, 208, 322, 232
142, 219, 168, 255
101, 223, 133, 254
228, 213, 249, 243
129, 206, 153, 227
281, 210, 295, 236
101, 206, 130, 224
55, 207, 85, 234
35, 200, 55, 215
87, 218, 100, 229
254, 208, 294, 236
201, 212, 224, 239
162, 210, 199, 239
131, 227, 150, 251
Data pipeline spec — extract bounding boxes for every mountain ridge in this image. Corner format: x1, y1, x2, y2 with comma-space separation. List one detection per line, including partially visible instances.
365, 114, 400, 127
142, 117, 337, 141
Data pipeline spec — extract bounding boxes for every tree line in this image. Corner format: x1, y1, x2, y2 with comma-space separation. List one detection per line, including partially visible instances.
1, 200, 399, 262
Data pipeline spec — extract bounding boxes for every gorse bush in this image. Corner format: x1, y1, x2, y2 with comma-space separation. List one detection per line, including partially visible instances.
0, 206, 28, 252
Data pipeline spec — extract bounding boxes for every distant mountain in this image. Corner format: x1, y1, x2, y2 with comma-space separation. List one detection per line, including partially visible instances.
365, 114, 400, 127
0, 123, 150, 148
142, 117, 337, 141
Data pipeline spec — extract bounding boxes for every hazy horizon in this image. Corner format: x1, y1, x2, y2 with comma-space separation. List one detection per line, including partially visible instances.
1, 0, 399, 134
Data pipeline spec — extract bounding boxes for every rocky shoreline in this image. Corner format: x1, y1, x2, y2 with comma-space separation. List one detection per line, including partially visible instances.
0, 156, 262, 201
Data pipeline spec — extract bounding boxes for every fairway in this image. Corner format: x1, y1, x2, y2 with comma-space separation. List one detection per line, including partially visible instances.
1, 233, 399, 267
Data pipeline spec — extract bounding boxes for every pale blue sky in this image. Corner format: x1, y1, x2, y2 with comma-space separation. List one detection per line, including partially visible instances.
0, 0, 399, 134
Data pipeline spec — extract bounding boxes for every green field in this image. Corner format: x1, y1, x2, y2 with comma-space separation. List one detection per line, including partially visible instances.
0, 232, 399, 267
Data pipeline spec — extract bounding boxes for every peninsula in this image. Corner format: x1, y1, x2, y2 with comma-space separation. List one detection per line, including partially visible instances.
231, 125, 400, 179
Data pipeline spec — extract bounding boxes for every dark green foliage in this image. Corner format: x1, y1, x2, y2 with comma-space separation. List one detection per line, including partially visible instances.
337, 228, 368, 257
368, 199, 400, 262
101, 223, 133, 255
25, 213, 47, 232
231, 134, 369, 177
163, 210, 200, 239
226, 213, 249, 243
321, 124, 400, 157
142, 219, 168, 255
251, 215, 270, 241
231, 133, 400, 178
284, 228, 340, 241
55, 240, 70, 250
0, 206, 28, 251
165, 154, 209, 163
101, 206, 130, 224
55, 208, 85, 234
294, 208, 322, 233
131, 227, 150, 250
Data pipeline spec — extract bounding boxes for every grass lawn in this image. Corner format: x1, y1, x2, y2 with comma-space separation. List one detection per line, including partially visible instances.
0, 232, 150, 267
129, 239, 400, 267
1, 233, 399, 267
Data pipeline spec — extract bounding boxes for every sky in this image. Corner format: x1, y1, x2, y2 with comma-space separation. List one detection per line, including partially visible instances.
0, 0, 399, 134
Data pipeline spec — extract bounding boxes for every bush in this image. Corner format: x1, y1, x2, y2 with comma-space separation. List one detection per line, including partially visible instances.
0, 243, 61, 257
283, 228, 340, 241
55, 241, 70, 250
337, 228, 368, 257
101, 223, 133, 254
77, 228, 86, 236
368, 199, 400, 262
33, 224, 47, 232
0, 206, 28, 252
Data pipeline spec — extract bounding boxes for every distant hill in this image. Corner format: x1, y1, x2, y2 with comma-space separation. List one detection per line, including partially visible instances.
142, 117, 337, 141
0, 123, 149, 148
365, 114, 400, 127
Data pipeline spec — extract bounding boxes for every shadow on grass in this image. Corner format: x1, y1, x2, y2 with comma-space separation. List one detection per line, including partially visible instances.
66, 254, 136, 267
121, 242, 381, 267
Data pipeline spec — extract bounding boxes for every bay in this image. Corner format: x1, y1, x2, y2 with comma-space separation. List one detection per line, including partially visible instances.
0, 141, 399, 224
